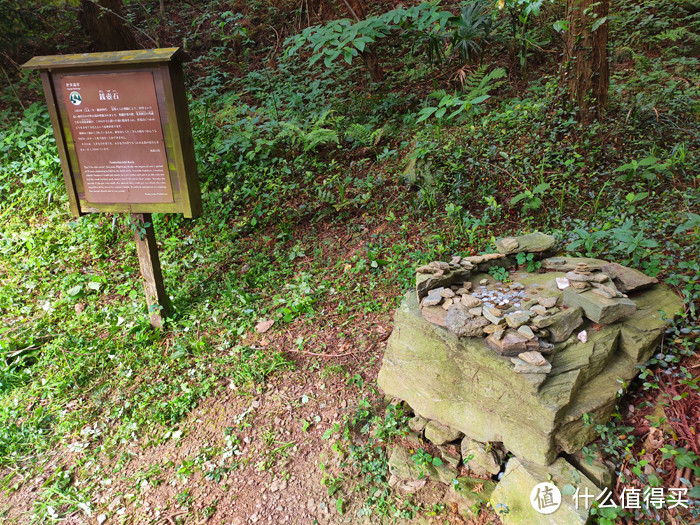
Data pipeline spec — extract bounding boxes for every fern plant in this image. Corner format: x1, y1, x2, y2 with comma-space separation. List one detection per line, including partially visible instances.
416, 66, 506, 127
284, 3, 452, 79
278, 110, 340, 152
345, 123, 384, 149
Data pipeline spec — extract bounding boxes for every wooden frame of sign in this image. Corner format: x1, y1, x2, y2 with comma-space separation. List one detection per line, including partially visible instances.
24, 49, 202, 328
24, 48, 201, 218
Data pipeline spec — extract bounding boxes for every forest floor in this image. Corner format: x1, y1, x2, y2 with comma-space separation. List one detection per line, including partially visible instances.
0, 1, 698, 524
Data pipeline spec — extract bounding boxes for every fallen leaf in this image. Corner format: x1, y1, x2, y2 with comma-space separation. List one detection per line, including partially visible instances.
255, 319, 274, 333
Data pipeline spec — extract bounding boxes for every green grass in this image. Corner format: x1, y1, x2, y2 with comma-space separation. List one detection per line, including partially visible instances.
0, 0, 699, 522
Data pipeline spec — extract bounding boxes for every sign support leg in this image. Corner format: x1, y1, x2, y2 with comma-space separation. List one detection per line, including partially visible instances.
132, 213, 169, 328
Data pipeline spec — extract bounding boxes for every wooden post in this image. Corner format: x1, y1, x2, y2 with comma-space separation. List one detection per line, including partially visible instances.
132, 213, 169, 328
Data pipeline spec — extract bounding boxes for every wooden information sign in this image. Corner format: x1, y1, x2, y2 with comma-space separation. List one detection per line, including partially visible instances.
24, 48, 202, 328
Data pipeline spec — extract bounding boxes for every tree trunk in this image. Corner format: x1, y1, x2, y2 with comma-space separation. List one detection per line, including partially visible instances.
332, 0, 383, 82
564, 0, 609, 124
78, 0, 141, 51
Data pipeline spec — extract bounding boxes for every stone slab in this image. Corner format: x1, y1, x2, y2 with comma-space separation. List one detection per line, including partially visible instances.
562, 287, 637, 324
490, 457, 598, 525
495, 232, 556, 255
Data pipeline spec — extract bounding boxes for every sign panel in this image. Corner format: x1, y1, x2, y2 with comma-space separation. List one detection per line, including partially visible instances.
61, 71, 174, 204
23, 48, 202, 218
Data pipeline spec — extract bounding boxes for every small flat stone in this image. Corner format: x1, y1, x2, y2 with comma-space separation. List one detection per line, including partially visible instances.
468, 307, 483, 316
450, 256, 462, 265
577, 330, 588, 343
486, 330, 529, 356
483, 307, 504, 325
518, 350, 547, 366
430, 261, 450, 271
440, 288, 456, 298
505, 312, 531, 329
510, 357, 552, 374
571, 281, 590, 290
479, 279, 489, 286
460, 295, 482, 308
541, 256, 608, 271
566, 271, 596, 282
601, 262, 658, 293
538, 339, 555, 354
556, 277, 570, 290
532, 306, 583, 343
442, 298, 454, 310
531, 305, 547, 315
422, 288, 445, 307
416, 265, 434, 274
517, 325, 535, 340
592, 283, 623, 298
591, 287, 615, 299
483, 324, 502, 335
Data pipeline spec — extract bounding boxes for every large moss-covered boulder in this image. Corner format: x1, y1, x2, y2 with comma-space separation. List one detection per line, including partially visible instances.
377, 271, 682, 466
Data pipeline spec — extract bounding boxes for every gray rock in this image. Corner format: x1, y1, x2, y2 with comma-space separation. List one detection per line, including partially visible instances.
568, 450, 614, 489
531, 306, 583, 343
541, 256, 608, 271
486, 330, 529, 356
537, 296, 558, 308
461, 437, 502, 476
602, 262, 658, 293
408, 415, 428, 433
425, 420, 463, 446
439, 445, 462, 468
500, 238, 519, 252
422, 288, 445, 307
417, 268, 471, 300
494, 232, 556, 255
562, 288, 637, 325
460, 295, 482, 308
377, 275, 682, 467
505, 312, 531, 329
517, 325, 536, 340
468, 307, 483, 316
446, 304, 490, 337
531, 305, 547, 316
490, 457, 599, 525
482, 308, 504, 325
566, 271, 596, 282
421, 305, 447, 327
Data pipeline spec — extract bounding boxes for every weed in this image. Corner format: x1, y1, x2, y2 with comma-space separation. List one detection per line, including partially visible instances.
516, 251, 541, 272
489, 266, 511, 283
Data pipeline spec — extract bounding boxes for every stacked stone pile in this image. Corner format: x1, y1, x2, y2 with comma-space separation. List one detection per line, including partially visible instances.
377, 232, 682, 524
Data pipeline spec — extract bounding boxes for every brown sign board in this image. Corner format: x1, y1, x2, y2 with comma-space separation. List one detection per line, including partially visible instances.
24, 48, 202, 218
